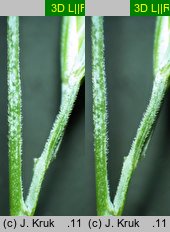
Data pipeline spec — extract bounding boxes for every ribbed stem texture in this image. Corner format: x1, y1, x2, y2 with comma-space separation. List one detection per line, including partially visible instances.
92, 16, 114, 216
7, 16, 25, 215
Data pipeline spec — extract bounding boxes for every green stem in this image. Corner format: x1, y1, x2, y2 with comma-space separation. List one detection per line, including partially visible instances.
92, 16, 114, 216
7, 16, 25, 215
113, 64, 170, 215
92, 16, 170, 216
24, 16, 85, 216
25, 80, 81, 215
7, 16, 84, 216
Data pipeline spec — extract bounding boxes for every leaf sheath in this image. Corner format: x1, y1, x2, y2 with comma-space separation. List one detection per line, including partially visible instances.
92, 16, 114, 216
7, 16, 25, 216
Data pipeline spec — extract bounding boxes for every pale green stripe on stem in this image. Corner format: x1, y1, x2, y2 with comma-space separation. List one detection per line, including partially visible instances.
92, 16, 114, 216
7, 16, 85, 216
113, 64, 170, 215
25, 80, 81, 215
25, 16, 85, 216
113, 16, 170, 215
7, 16, 25, 216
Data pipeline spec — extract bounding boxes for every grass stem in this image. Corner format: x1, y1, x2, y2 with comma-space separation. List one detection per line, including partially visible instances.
7, 16, 25, 215
92, 16, 114, 216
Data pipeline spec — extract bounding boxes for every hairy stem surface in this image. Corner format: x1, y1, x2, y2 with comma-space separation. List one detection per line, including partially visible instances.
92, 16, 170, 216
7, 16, 85, 216
7, 16, 25, 215
92, 16, 114, 216
25, 80, 81, 215
25, 16, 85, 215
113, 64, 170, 215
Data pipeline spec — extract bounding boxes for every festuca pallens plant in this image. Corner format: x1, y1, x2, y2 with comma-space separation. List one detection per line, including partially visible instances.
92, 16, 170, 216
7, 16, 85, 216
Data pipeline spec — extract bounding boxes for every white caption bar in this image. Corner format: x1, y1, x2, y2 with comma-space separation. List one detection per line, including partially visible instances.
0, 216, 169, 231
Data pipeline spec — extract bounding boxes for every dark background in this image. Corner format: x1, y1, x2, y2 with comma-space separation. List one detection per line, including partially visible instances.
86, 17, 170, 216
0, 16, 170, 216
0, 17, 86, 216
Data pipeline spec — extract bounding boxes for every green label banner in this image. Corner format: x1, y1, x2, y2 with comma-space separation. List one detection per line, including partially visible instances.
130, 0, 170, 15
45, 0, 85, 16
